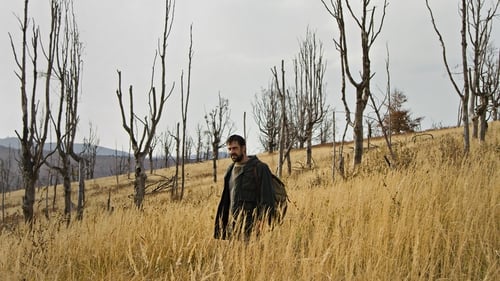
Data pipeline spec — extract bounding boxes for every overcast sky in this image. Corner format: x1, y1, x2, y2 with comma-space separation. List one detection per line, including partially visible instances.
2, 1, 495, 153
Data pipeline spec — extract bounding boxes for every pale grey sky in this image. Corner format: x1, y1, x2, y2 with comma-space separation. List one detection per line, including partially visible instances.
1, 1, 494, 153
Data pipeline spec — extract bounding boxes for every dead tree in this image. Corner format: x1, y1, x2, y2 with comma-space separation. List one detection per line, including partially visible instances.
252, 86, 281, 153
9, 0, 59, 224
147, 136, 159, 175
171, 123, 180, 198
1, 156, 13, 222
293, 29, 328, 169
82, 122, 99, 180
195, 124, 204, 162
321, 0, 388, 165
116, 0, 175, 208
49, 0, 84, 223
486, 47, 500, 121
425, 0, 491, 153
466, 0, 499, 141
271, 60, 287, 177
159, 131, 173, 168
180, 24, 194, 200
205, 94, 233, 183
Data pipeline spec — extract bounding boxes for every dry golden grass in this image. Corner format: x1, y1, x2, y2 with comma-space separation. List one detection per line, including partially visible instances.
1, 122, 499, 280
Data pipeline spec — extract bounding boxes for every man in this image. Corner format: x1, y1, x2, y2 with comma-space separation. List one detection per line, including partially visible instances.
214, 134, 275, 240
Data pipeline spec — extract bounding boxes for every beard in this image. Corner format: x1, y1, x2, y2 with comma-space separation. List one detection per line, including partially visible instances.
231, 153, 244, 163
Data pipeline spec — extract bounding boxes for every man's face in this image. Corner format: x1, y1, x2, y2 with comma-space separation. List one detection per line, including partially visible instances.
227, 141, 245, 163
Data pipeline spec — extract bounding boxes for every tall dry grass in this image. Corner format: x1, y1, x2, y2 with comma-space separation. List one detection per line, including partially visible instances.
1, 122, 499, 280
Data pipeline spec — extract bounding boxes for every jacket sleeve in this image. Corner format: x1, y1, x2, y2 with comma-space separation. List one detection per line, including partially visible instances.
214, 165, 232, 239
256, 163, 276, 219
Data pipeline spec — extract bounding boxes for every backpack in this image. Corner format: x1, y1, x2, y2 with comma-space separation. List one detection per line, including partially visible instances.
252, 164, 289, 223
270, 173, 289, 223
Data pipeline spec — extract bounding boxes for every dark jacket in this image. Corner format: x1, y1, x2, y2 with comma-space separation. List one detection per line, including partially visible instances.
214, 156, 275, 239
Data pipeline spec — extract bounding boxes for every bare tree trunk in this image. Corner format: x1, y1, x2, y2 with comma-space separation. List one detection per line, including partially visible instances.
76, 160, 85, 221
180, 25, 193, 200
62, 159, 72, 224
353, 96, 365, 164
332, 111, 336, 180
173, 123, 180, 198
426, 0, 472, 153
211, 142, 218, 183
272, 60, 287, 178
133, 154, 147, 207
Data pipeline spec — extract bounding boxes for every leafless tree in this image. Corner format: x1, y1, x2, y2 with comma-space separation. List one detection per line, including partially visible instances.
292, 29, 328, 168
116, 0, 176, 208
195, 123, 204, 162
159, 131, 173, 168
317, 110, 333, 144
205, 93, 233, 182
49, 0, 84, 223
82, 122, 99, 180
426, 0, 472, 152
252, 86, 281, 153
179, 24, 194, 200
171, 123, 180, 198
1, 156, 13, 222
271, 60, 288, 177
321, 0, 388, 165
111, 146, 128, 186
486, 47, 500, 121
147, 135, 159, 175
466, 0, 500, 141
10, 0, 59, 224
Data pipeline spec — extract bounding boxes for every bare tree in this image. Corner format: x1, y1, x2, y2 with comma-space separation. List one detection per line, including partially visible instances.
82, 122, 99, 180
1, 156, 13, 222
426, 0, 472, 152
10, 0, 59, 223
179, 24, 194, 200
173, 123, 180, 198
147, 136, 159, 175
195, 123, 204, 162
116, 0, 175, 208
293, 29, 328, 168
159, 131, 173, 168
317, 110, 333, 144
466, 0, 500, 141
321, 0, 388, 165
271, 60, 288, 177
487, 47, 500, 121
111, 146, 128, 185
49, 0, 84, 223
205, 93, 233, 182
252, 86, 280, 153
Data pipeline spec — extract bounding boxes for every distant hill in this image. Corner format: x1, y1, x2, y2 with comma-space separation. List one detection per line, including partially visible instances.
0, 137, 128, 156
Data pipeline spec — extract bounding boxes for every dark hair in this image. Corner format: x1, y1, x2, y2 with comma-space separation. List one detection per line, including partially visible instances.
226, 134, 246, 146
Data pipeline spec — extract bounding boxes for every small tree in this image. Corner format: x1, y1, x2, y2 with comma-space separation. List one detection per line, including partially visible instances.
382, 90, 423, 134
179, 24, 194, 200
194, 123, 204, 162
205, 94, 233, 183
82, 123, 99, 180
252, 86, 281, 153
1, 156, 13, 222
293, 29, 328, 168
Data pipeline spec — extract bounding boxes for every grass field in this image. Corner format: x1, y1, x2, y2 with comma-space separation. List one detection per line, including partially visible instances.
0, 122, 499, 280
